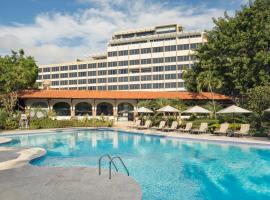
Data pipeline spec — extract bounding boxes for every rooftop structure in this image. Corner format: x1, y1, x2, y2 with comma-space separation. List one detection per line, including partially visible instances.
37, 24, 206, 92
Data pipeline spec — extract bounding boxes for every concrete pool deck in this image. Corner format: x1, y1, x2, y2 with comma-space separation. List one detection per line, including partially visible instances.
0, 141, 142, 200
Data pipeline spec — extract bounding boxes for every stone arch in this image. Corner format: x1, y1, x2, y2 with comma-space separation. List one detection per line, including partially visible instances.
117, 102, 134, 121
75, 102, 92, 116
53, 102, 71, 116
96, 102, 113, 116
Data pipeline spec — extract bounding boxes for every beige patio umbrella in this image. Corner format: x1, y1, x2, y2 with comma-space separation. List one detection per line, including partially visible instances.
157, 105, 180, 113
217, 105, 252, 129
182, 105, 211, 114
136, 107, 154, 114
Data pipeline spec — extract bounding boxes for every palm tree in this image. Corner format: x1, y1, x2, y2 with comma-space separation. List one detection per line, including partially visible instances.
196, 71, 223, 118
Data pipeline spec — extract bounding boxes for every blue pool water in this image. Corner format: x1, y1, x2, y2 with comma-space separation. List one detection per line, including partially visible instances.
3, 129, 270, 200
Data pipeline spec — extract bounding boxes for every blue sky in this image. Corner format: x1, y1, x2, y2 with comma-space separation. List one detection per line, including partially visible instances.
0, 0, 248, 64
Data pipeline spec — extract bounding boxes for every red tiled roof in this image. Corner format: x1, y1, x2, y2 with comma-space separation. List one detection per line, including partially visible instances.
18, 90, 231, 100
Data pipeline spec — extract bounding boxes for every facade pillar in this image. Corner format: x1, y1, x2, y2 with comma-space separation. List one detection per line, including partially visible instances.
113, 100, 118, 120
92, 100, 96, 118
71, 99, 75, 118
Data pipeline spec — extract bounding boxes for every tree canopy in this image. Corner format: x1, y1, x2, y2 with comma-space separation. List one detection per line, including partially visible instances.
0, 49, 38, 94
183, 0, 270, 97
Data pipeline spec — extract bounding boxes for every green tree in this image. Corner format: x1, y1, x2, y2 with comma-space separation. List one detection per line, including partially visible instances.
196, 71, 223, 118
0, 49, 38, 94
246, 85, 270, 132
184, 0, 270, 97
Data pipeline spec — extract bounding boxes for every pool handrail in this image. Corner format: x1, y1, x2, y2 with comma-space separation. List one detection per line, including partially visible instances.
98, 154, 118, 175
109, 156, 129, 179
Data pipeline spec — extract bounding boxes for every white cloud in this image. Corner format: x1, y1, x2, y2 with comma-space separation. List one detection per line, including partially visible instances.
0, 0, 230, 65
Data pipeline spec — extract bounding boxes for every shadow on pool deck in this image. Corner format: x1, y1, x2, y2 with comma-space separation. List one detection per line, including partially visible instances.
0, 148, 142, 200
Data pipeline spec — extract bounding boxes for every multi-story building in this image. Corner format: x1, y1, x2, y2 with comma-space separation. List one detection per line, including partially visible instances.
37, 24, 206, 91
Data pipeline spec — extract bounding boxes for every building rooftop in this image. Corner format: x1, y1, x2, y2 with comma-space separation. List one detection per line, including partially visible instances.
19, 90, 230, 100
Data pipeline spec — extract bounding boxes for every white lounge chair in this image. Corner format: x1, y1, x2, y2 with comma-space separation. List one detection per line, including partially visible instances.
213, 123, 229, 136
177, 122, 193, 133
233, 124, 250, 137
137, 120, 152, 130
163, 121, 178, 132
129, 120, 141, 128
191, 123, 208, 134
151, 121, 166, 131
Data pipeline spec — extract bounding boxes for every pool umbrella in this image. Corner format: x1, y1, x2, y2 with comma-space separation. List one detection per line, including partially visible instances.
182, 105, 211, 114
264, 108, 270, 112
217, 105, 252, 130
157, 105, 180, 113
136, 107, 154, 114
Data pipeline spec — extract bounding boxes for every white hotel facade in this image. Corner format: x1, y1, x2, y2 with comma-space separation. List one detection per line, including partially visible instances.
37, 24, 206, 91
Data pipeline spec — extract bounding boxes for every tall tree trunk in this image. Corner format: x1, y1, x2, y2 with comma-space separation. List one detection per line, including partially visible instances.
209, 83, 217, 118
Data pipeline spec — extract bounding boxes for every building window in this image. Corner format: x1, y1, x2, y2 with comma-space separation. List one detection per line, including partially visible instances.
69, 65, 77, 70
98, 62, 107, 68
88, 86, 96, 90
177, 73, 183, 79
37, 75, 42, 80
118, 50, 128, 56
165, 45, 176, 52
118, 69, 128, 74
130, 84, 140, 90
60, 80, 68, 85
141, 84, 152, 89
141, 68, 152, 73
108, 62, 117, 67
165, 57, 177, 63
97, 86, 107, 90
78, 72, 87, 77
165, 74, 177, 80
88, 79, 96, 84
60, 66, 68, 71
141, 59, 151, 65
108, 77, 117, 82
130, 68, 140, 74
119, 85, 128, 90
178, 82, 184, 88
152, 47, 164, 53
153, 83, 164, 88
177, 64, 189, 70
60, 73, 68, 78
153, 74, 164, 80
78, 79, 87, 84
98, 70, 107, 76
141, 48, 151, 54
98, 78, 107, 83
52, 66, 59, 72
69, 80, 77, 85
69, 72, 77, 78
78, 64, 87, 69
129, 49, 140, 55
177, 55, 190, 62
52, 81, 59, 86
177, 44, 189, 50
43, 67, 50, 73
88, 63, 97, 69
108, 51, 117, 57
43, 74, 50, 79
130, 60, 140, 65
153, 66, 164, 72
118, 77, 128, 82
141, 75, 152, 81
69, 87, 78, 90
118, 60, 128, 66
88, 71, 96, 76
165, 82, 177, 88
153, 58, 164, 64
108, 85, 117, 90
130, 76, 140, 82
165, 65, 177, 71
52, 74, 59, 79
108, 70, 117, 75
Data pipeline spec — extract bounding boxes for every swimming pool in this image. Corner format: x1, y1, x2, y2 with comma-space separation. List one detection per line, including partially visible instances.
3, 129, 270, 200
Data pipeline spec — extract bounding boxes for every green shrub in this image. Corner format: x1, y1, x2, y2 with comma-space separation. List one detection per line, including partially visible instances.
29, 118, 113, 129
0, 109, 8, 129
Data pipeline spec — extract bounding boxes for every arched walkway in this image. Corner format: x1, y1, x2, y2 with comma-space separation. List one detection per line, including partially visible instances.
30, 102, 48, 118
96, 102, 113, 116
53, 102, 71, 116
75, 102, 92, 116
118, 103, 134, 121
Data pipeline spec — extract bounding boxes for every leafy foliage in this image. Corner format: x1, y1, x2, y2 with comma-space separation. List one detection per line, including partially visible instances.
184, 0, 270, 96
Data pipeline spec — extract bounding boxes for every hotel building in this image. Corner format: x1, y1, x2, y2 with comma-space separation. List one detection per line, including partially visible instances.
37, 24, 206, 91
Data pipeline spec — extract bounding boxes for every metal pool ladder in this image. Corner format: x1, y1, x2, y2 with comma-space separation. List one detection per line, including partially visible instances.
98, 154, 129, 179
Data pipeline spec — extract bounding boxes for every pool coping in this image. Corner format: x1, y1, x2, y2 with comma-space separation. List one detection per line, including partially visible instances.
1, 127, 270, 149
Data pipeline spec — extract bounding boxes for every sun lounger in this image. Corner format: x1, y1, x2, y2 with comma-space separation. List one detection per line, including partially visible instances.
213, 123, 229, 136
177, 122, 193, 133
129, 120, 141, 128
137, 120, 152, 130
233, 124, 250, 137
191, 123, 208, 134
151, 121, 166, 131
163, 121, 178, 132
